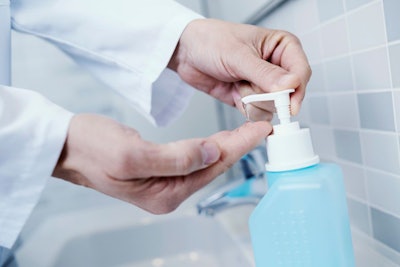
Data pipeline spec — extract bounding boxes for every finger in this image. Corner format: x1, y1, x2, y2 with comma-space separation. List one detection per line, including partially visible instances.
235, 56, 302, 114
273, 38, 311, 115
136, 139, 221, 177
235, 54, 302, 93
234, 82, 275, 121
246, 104, 274, 122
283, 58, 310, 116
184, 121, 272, 193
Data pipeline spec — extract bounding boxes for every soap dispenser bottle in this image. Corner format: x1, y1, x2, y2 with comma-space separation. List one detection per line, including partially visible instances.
243, 90, 355, 267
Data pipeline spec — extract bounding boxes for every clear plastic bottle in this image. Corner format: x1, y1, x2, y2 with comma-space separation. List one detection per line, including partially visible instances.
242, 90, 355, 267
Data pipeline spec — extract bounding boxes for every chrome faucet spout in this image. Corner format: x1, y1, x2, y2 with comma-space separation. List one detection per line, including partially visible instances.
197, 146, 267, 216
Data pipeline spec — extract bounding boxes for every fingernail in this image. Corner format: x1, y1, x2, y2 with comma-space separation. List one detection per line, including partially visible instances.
290, 99, 302, 115
201, 142, 220, 165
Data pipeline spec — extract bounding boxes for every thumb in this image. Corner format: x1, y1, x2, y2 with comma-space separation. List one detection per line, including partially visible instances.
140, 139, 221, 177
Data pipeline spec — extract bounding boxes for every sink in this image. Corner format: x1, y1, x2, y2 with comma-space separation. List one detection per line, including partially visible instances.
15, 189, 400, 267
53, 216, 251, 267
15, 203, 254, 267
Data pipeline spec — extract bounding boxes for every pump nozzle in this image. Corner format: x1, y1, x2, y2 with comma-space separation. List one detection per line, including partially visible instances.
241, 89, 319, 172
242, 89, 294, 125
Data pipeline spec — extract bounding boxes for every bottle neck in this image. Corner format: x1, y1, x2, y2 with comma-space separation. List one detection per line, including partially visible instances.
265, 124, 320, 172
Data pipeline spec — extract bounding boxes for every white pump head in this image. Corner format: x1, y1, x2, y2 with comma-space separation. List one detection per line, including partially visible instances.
242, 89, 320, 172
242, 89, 294, 125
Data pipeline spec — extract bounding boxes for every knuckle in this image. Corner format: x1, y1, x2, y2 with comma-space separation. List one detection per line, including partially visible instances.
149, 199, 180, 215
157, 202, 180, 214
109, 146, 134, 177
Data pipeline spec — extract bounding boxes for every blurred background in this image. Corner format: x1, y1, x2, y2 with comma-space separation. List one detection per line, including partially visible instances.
10, 0, 400, 266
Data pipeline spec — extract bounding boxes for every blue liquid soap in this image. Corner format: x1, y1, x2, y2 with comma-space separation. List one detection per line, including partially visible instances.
242, 90, 355, 267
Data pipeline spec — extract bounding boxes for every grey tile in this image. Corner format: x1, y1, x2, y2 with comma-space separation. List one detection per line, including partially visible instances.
324, 57, 354, 91
317, 0, 345, 22
371, 207, 400, 253
358, 92, 395, 131
361, 131, 400, 174
389, 44, 400, 88
383, 0, 400, 42
310, 125, 335, 160
352, 48, 391, 90
394, 91, 400, 132
309, 96, 331, 124
294, 97, 310, 124
366, 170, 400, 218
347, 198, 371, 235
330, 93, 360, 128
334, 129, 363, 164
345, 0, 374, 10
308, 63, 326, 92
347, 2, 386, 51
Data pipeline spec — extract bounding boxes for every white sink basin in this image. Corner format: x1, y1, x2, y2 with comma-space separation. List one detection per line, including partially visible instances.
53, 216, 251, 267
15, 203, 254, 267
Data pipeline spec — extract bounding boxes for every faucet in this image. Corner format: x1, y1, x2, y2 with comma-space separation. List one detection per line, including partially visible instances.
197, 146, 268, 216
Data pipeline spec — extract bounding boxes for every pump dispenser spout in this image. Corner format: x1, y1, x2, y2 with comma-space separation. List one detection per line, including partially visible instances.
242, 89, 294, 125
242, 89, 319, 172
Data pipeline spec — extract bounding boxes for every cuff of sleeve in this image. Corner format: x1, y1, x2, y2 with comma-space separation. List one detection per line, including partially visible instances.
11, 0, 203, 127
0, 86, 74, 248
150, 68, 194, 127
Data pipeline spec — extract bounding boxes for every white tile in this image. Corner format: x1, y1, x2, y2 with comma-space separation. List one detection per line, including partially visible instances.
293, 0, 320, 34
345, 0, 374, 10
258, 1, 295, 32
347, 2, 386, 51
352, 47, 391, 90
341, 163, 367, 200
389, 44, 400, 88
324, 56, 354, 91
300, 30, 323, 63
329, 93, 360, 128
366, 170, 400, 218
361, 131, 400, 175
316, 0, 344, 22
320, 18, 349, 58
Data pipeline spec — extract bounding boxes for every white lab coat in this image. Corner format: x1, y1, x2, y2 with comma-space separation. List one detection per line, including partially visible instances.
0, 0, 202, 249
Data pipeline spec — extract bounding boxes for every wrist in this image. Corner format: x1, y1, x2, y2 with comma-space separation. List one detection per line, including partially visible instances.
167, 18, 207, 72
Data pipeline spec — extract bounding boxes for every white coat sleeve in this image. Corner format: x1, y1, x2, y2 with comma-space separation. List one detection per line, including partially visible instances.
11, 0, 204, 126
0, 0, 203, 249
0, 86, 73, 248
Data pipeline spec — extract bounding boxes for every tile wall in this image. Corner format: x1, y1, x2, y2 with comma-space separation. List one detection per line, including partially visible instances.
256, 0, 400, 263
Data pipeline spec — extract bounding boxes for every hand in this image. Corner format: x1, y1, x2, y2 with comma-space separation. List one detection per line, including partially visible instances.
52, 114, 271, 214
168, 19, 311, 120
